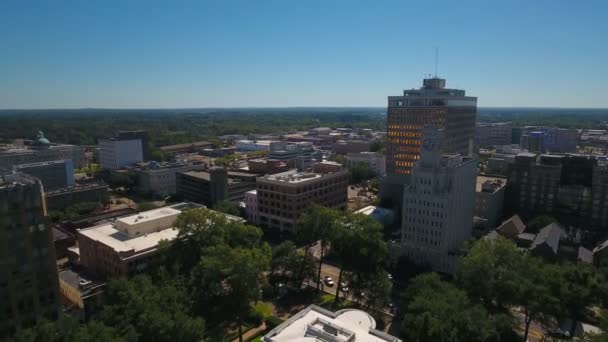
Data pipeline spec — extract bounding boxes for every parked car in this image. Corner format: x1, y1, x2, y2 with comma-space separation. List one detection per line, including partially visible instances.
324, 276, 334, 287
340, 282, 349, 292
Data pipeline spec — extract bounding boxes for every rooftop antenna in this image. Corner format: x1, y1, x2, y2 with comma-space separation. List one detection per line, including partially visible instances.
434, 47, 439, 78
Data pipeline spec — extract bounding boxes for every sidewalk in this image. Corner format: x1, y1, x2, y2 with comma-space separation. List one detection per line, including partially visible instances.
232, 322, 266, 342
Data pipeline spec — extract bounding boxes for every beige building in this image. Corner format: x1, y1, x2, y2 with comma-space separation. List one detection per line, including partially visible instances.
257, 169, 349, 233
77, 203, 243, 278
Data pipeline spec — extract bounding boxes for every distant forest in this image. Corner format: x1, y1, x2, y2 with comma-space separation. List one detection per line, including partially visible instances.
0, 107, 607, 146
0, 108, 385, 146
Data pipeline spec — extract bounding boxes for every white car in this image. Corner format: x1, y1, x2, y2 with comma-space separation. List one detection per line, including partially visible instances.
324, 276, 334, 287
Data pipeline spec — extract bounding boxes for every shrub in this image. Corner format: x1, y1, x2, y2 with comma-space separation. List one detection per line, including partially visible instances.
265, 316, 284, 329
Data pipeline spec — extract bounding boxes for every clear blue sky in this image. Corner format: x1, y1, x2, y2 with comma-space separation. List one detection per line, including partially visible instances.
1, 0, 607, 108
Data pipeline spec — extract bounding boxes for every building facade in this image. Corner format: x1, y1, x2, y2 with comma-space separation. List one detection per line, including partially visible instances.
476, 122, 512, 147
45, 182, 109, 211
117, 131, 150, 160
134, 162, 204, 196
176, 167, 257, 207
384, 78, 477, 210
99, 138, 143, 170
346, 152, 386, 176
245, 190, 259, 224
14, 159, 75, 191
0, 173, 60, 337
257, 169, 349, 233
400, 127, 477, 274
475, 176, 506, 228
0, 131, 85, 170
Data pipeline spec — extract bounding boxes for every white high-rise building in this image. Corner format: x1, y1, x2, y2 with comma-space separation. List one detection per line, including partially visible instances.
400, 126, 477, 274
99, 138, 143, 170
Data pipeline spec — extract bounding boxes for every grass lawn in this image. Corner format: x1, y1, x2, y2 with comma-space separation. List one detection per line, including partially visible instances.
253, 302, 273, 319
248, 336, 263, 342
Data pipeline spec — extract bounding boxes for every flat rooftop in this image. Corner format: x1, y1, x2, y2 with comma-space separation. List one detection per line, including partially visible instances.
78, 204, 242, 257
476, 175, 506, 192
261, 170, 323, 184
264, 305, 400, 342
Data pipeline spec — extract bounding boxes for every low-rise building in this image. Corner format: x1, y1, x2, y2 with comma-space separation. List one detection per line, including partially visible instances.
257, 168, 349, 233
45, 182, 109, 211
176, 167, 258, 207
474, 176, 506, 228
263, 304, 401, 342
346, 152, 386, 176
133, 161, 204, 196
247, 158, 289, 175
77, 203, 241, 278
332, 140, 371, 155
200, 147, 235, 157
0, 131, 85, 170
235, 140, 275, 151
158, 141, 212, 155
14, 159, 75, 190
58, 267, 106, 320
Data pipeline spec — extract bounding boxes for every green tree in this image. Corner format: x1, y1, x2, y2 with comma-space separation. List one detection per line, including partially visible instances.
402, 273, 503, 342
298, 204, 340, 291
213, 200, 241, 216
349, 163, 375, 184
457, 237, 522, 310
269, 241, 315, 288
556, 263, 607, 336
14, 318, 136, 342
98, 275, 205, 342
526, 215, 558, 233
332, 213, 387, 304
191, 244, 270, 342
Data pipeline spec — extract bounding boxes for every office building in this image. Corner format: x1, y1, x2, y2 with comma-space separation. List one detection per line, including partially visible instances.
332, 140, 371, 155
133, 161, 204, 196
476, 122, 512, 147
400, 127, 477, 274
384, 78, 477, 210
268, 141, 315, 170
257, 168, 349, 233
0, 131, 85, 170
245, 190, 259, 224
247, 158, 289, 175
14, 159, 74, 191
263, 304, 402, 342
475, 176, 506, 228
99, 137, 143, 170
45, 182, 109, 211
235, 140, 274, 151
117, 131, 150, 160
386, 77, 477, 178
0, 173, 60, 337
158, 141, 212, 156
520, 127, 579, 154
176, 167, 257, 207
346, 152, 386, 176
505, 153, 562, 216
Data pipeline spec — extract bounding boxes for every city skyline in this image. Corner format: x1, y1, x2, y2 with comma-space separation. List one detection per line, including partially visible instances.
1, 0, 608, 109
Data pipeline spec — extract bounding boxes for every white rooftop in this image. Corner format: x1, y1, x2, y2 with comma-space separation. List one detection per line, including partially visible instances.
79, 206, 184, 257
264, 305, 401, 342
263, 170, 323, 184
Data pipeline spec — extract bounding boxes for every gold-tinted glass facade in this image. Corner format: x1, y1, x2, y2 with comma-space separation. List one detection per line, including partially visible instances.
386, 107, 447, 175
